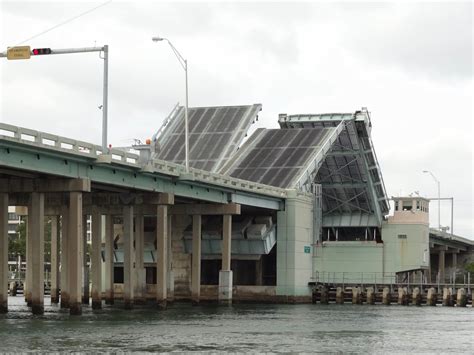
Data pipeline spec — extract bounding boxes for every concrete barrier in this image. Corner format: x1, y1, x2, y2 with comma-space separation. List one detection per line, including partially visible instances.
352, 287, 362, 304
426, 288, 437, 306
382, 287, 391, 305
336, 287, 344, 304
456, 288, 467, 307
398, 287, 408, 305
442, 288, 454, 307
412, 287, 422, 306
366, 287, 375, 305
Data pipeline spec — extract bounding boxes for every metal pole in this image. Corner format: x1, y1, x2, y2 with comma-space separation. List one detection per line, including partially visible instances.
437, 180, 441, 230
102, 45, 108, 152
184, 59, 189, 172
450, 197, 454, 235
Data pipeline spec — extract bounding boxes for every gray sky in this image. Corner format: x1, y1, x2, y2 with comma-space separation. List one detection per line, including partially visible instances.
1, 1, 472, 238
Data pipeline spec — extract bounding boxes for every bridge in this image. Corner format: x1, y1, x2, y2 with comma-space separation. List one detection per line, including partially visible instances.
0, 104, 418, 316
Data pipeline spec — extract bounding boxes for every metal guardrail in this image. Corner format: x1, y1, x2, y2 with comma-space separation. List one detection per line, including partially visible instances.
0, 122, 293, 199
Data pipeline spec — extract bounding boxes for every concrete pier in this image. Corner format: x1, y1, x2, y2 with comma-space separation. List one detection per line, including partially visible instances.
104, 214, 114, 305
134, 211, 146, 305
156, 205, 168, 309
50, 216, 60, 304
456, 288, 467, 307
412, 287, 422, 306
352, 287, 362, 304
91, 209, 102, 309
60, 208, 69, 308
166, 214, 174, 303
30, 192, 45, 315
442, 288, 453, 307
382, 287, 390, 305
123, 206, 134, 309
335, 287, 344, 304
398, 287, 408, 305
68, 192, 83, 316
366, 287, 375, 305
427, 288, 437, 306
0, 193, 8, 313
191, 215, 201, 304
218, 215, 233, 305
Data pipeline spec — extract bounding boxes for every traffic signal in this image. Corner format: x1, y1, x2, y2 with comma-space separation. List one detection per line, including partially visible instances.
32, 48, 51, 55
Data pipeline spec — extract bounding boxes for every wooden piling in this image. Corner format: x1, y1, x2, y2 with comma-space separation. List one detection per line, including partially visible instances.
336, 287, 344, 304
382, 287, 391, 305
426, 288, 437, 306
442, 288, 453, 307
366, 287, 375, 305
456, 288, 467, 307
412, 287, 422, 306
352, 287, 362, 304
398, 287, 408, 305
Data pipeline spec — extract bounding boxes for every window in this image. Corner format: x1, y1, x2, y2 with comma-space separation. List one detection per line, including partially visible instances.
395, 201, 399, 211
398, 234, 407, 239
8, 213, 17, 220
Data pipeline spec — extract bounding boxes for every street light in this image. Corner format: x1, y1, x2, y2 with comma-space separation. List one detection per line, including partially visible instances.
423, 170, 441, 230
152, 36, 189, 172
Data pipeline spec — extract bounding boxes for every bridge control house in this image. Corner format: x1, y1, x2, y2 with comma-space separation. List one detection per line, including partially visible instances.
0, 105, 472, 315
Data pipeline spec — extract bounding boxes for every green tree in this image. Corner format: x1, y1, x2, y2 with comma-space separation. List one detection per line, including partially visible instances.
465, 262, 474, 273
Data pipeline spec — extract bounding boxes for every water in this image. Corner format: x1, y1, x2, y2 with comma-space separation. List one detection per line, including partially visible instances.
1, 297, 473, 353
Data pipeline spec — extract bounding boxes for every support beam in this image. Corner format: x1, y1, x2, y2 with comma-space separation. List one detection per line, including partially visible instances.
60, 207, 69, 308
30, 192, 45, 315
82, 214, 89, 305
134, 211, 146, 304
0, 178, 91, 193
50, 216, 60, 304
123, 205, 134, 309
167, 214, 174, 302
68, 192, 83, 315
0, 193, 8, 313
156, 205, 167, 308
91, 208, 102, 309
191, 214, 201, 304
219, 214, 232, 304
170, 203, 240, 216
104, 213, 114, 305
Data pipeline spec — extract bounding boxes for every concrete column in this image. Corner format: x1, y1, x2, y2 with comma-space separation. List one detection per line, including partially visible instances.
82, 214, 89, 305
438, 250, 446, 283
335, 287, 344, 304
0, 193, 8, 313
255, 257, 263, 286
25, 214, 32, 306
382, 287, 391, 305
68, 192, 83, 315
30, 192, 45, 315
166, 214, 174, 302
426, 287, 437, 306
412, 287, 422, 306
456, 288, 467, 307
134, 211, 146, 304
50, 216, 60, 304
104, 214, 114, 305
156, 205, 168, 308
366, 287, 375, 305
123, 205, 134, 309
219, 214, 232, 304
191, 215, 201, 304
91, 208, 102, 309
60, 208, 69, 308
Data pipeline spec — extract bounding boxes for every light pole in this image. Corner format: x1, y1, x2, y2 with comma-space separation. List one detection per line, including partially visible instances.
423, 170, 441, 230
152, 36, 189, 172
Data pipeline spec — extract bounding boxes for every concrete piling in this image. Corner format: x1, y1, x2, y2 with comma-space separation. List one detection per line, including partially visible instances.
320, 286, 328, 304
336, 287, 344, 304
104, 214, 114, 305
134, 212, 146, 305
68, 192, 83, 316
91, 209, 102, 310
218, 215, 233, 305
30, 192, 45, 315
442, 288, 453, 307
156, 205, 168, 309
60, 209, 70, 309
0, 194, 8, 313
382, 287, 390, 305
50, 216, 60, 304
352, 287, 362, 304
456, 288, 467, 307
398, 287, 408, 305
123, 205, 134, 310
191, 215, 202, 305
412, 287, 422, 306
426, 288, 437, 306
366, 287, 375, 305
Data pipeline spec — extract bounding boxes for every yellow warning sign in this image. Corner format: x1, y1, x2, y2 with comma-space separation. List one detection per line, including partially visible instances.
7, 46, 31, 60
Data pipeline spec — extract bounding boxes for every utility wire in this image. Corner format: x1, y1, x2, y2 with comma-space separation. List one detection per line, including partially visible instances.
15, 0, 113, 46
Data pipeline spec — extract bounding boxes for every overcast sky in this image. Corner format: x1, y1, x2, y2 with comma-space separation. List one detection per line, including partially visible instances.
1, 1, 472, 238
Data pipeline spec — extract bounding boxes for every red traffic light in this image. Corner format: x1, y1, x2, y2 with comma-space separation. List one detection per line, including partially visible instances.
32, 48, 52, 55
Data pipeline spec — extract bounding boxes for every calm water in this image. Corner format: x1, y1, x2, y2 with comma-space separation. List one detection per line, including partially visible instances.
1, 296, 473, 353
